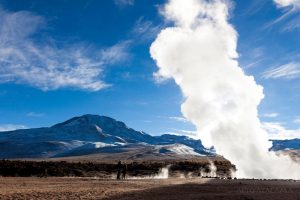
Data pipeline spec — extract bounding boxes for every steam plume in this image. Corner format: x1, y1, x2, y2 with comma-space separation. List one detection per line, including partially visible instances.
150, 0, 300, 179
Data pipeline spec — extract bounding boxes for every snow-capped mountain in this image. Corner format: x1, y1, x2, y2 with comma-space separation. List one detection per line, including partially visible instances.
0, 114, 213, 159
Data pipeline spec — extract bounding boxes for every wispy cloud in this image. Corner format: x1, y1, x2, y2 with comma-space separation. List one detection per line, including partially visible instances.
100, 41, 131, 65
0, 124, 27, 132
114, 0, 134, 7
262, 122, 300, 139
249, 47, 265, 59
242, 47, 265, 69
26, 112, 45, 117
132, 17, 162, 41
262, 62, 300, 79
243, 0, 268, 16
260, 113, 279, 118
0, 8, 129, 91
265, 0, 300, 31
281, 15, 300, 31
274, 0, 300, 9
168, 116, 189, 123
243, 60, 263, 69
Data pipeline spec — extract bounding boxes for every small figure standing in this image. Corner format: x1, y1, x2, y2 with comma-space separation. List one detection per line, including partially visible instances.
122, 163, 127, 180
117, 160, 122, 180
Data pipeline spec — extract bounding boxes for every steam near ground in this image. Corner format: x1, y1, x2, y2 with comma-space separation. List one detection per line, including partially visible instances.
200, 161, 217, 178
124, 163, 220, 180
109, 165, 171, 180
150, 0, 300, 179
154, 165, 170, 179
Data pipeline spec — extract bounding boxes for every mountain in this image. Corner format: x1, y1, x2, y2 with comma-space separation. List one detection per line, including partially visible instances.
0, 114, 213, 159
271, 139, 300, 162
1, 114, 299, 160
271, 139, 300, 151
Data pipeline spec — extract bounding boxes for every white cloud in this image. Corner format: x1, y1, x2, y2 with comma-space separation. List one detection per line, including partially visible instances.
114, 0, 134, 7
265, 0, 300, 31
262, 122, 300, 139
168, 116, 189, 123
262, 62, 300, 79
274, 0, 300, 8
0, 124, 27, 132
0, 8, 129, 91
151, 0, 300, 179
260, 113, 279, 118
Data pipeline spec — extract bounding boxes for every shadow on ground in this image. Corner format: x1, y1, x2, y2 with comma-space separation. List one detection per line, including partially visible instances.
103, 179, 300, 200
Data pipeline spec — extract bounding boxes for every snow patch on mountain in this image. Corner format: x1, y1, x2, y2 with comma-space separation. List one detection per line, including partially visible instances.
156, 144, 204, 156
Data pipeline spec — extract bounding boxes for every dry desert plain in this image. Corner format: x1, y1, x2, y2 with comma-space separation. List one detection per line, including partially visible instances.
0, 177, 299, 200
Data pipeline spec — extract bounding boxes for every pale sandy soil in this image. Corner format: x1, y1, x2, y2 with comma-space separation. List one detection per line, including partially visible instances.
0, 177, 299, 200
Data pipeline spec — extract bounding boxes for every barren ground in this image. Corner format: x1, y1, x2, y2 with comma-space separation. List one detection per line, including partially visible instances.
0, 177, 299, 200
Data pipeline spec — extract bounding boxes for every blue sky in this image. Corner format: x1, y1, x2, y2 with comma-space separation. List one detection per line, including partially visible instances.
0, 0, 299, 139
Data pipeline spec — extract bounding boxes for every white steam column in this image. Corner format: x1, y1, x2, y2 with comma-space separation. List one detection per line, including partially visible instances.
150, 0, 300, 179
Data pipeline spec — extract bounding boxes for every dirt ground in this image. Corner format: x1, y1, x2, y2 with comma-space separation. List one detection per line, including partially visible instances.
0, 177, 299, 200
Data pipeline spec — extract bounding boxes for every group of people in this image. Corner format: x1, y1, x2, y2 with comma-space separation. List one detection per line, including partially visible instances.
116, 160, 127, 180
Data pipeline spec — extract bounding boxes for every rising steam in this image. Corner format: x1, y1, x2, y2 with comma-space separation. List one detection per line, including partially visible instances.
150, 0, 300, 179
200, 161, 217, 178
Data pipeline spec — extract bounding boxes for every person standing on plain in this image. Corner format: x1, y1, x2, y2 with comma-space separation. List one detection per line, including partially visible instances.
117, 160, 121, 180
122, 163, 127, 180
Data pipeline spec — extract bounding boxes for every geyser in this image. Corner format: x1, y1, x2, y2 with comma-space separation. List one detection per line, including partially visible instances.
150, 0, 300, 179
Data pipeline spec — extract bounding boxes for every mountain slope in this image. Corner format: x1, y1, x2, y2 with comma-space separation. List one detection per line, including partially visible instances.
0, 114, 213, 159
0, 114, 299, 160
